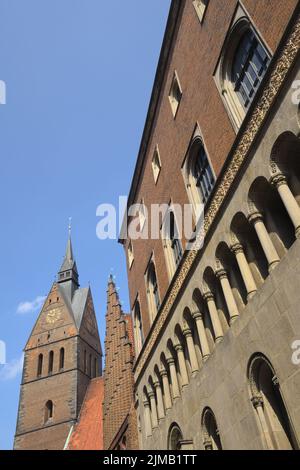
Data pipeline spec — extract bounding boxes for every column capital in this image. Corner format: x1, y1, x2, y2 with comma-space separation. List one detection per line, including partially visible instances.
174, 343, 183, 353
270, 172, 287, 188
143, 398, 150, 408
215, 268, 228, 280
191, 310, 203, 321
153, 381, 161, 389
182, 328, 192, 338
202, 291, 214, 302
166, 357, 175, 366
148, 390, 155, 399
159, 368, 168, 378
231, 242, 244, 255
248, 211, 263, 224
251, 395, 264, 409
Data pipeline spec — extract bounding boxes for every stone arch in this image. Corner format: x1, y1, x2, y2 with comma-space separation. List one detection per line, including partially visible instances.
230, 211, 268, 286
215, 241, 247, 309
270, 131, 300, 200
248, 176, 295, 255
192, 288, 214, 354
168, 422, 184, 450
183, 306, 202, 367
203, 266, 229, 333
201, 407, 222, 450
247, 353, 298, 450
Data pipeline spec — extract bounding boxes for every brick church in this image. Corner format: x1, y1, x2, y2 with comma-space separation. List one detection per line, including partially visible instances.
14, 0, 300, 450
14, 237, 138, 450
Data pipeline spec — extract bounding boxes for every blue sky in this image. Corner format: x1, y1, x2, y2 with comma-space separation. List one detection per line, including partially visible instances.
0, 0, 171, 450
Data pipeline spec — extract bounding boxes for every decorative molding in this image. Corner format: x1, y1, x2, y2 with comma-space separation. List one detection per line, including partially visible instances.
134, 13, 300, 381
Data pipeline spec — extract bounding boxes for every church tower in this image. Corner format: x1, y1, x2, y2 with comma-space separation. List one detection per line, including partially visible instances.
14, 236, 102, 450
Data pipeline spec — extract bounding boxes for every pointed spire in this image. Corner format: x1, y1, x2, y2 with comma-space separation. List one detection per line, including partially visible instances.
57, 220, 79, 299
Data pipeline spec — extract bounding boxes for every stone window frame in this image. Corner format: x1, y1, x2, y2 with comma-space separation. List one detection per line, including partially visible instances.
192, 0, 209, 24
144, 254, 161, 324
151, 145, 162, 184
160, 201, 183, 281
181, 123, 216, 219
213, 3, 272, 133
132, 296, 144, 356
168, 70, 183, 118
127, 239, 134, 270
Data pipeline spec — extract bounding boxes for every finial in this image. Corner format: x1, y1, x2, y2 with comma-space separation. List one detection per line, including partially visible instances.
68, 217, 72, 238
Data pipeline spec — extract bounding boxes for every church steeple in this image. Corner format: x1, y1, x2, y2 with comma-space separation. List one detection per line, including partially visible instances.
57, 227, 79, 300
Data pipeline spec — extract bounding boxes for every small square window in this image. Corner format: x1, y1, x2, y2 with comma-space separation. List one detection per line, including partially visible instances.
152, 146, 161, 183
128, 241, 134, 269
193, 0, 208, 23
168, 72, 182, 118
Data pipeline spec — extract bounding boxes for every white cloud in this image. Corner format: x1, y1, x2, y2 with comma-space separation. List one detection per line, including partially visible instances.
0, 354, 24, 381
16, 295, 46, 315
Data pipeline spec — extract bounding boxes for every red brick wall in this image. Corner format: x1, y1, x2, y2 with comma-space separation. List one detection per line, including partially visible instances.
124, 0, 299, 337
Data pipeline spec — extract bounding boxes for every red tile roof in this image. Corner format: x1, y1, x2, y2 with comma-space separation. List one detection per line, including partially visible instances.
66, 377, 104, 450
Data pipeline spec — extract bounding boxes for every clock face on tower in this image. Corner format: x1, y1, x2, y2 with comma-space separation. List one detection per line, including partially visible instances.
46, 308, 62, 324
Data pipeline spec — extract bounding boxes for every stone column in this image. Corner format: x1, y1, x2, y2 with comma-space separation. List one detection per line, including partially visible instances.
183, 328, 199, 372
231, 242, 257, 300
216, 269, 239, 324
251, 395, 274, 450
153, 381, 165, 420
192, 311, 210, 360
248, 212, 280, 271
148, 390, 158, 429
175, 344, 189, 387
167, 357, 180, 399
143, 398, 152, 437
203, 291, 223, 343
160, 369, 172, 410
271, 173, 300, 238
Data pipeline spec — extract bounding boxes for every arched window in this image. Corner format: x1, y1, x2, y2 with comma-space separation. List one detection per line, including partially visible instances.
59, 348, 65, 371
202, 408, 222, 450
162, 210, 183, 279
185, 137, 215, 217
146, 262, 160, 322
48, 351, 54, 375
168, 423, 183, 450
232, 29, 269, 111
248, 354, 298, 450
133, 301, 144, 355
44, 400, 53, 423
37, 354, 43, 377
215, 13, 270, 130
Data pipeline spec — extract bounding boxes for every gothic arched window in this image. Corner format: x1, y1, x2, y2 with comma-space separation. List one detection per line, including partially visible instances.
232, 29, 269, 111
59, 348, 65, 371
45, 400, 53, 423
185, 137, 215, 216
146, 262, 160, 322
48, 351, 54, 375
133, 301, 144, 355
37, 353, 43, 377
162, 210, 183, 279
215, 10, 271, 130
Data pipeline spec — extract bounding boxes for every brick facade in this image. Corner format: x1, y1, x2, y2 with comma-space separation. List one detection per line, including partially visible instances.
102, 277, 139, 450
